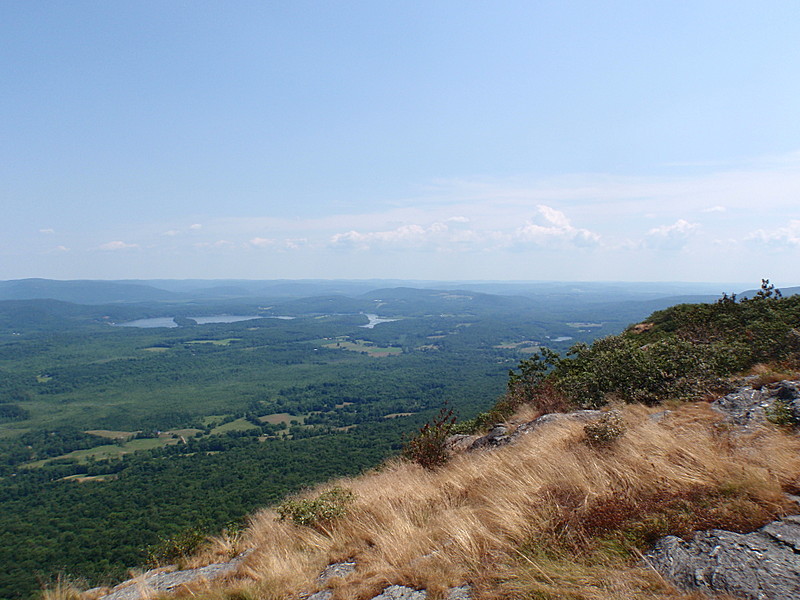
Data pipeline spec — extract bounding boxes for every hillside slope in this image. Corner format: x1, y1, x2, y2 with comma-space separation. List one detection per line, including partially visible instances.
61, 285, 800, 600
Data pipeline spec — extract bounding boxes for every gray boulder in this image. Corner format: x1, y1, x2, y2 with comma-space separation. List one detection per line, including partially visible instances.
318, 561, 356, 582
368, 585, 471, 600
465, 410, 603, 452
712, 380, 800, 429
468, 424, 510, 450
506, 410, 603, 444
94, 555, 246, 600
647, 515, 800, 599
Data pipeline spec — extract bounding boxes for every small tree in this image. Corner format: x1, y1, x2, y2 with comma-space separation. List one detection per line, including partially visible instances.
507, 348, 560, 400
754, 278, 782, 300
402, 406, 456, 470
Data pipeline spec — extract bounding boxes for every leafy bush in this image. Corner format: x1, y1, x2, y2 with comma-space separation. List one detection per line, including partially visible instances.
766, 398, 798, 427
401, 406, 456, 469
146, 526, 207, 567
504, 282, 800, 411
276, 486, 354, 530
584, 411, 626, 446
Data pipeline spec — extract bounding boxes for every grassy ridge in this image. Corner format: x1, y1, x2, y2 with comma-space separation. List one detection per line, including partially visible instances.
178, 403, 800, 600
153, 286, 800, 600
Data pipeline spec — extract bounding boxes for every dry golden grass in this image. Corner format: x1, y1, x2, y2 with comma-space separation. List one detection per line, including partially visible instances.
178, 402, 800, 600
42, 577, 85, 600
743, 363, 800, 389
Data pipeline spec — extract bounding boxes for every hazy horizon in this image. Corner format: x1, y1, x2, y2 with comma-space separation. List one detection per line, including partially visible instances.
3, 2, 799, 283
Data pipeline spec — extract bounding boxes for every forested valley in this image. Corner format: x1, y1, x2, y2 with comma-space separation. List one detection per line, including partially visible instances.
0, 279, 739, 599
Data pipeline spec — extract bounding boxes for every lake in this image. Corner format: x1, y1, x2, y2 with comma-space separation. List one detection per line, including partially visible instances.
361, 314, 398, 329
115, 315, 266, 328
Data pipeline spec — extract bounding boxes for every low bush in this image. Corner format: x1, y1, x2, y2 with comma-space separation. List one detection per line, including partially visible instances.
146, 526, 207, 567
275, 486, 354, 530
401, 406, 456, 469
583, 411, 626, 446
766, 398, 798, 427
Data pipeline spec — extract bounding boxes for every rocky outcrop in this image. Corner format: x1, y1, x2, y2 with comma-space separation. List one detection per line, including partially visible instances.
646, 513, 800, 600
648, 381, 800, 598
310, 584, 472, 600
452, 410, 604, 453
506, 410, 603, 443
91, 553, 248, 600
712, 380, 800, 429
307, 561, 471, 600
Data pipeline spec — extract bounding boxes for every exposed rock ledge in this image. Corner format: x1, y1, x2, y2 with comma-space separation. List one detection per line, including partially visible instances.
647, 380, 800, 599
646, 508, 800, 600
712, 379, 800, 429
91, 553, 248, 600
91, 557, 472, 600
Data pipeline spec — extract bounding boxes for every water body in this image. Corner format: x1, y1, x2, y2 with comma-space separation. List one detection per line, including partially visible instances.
191, 315, 264, 324
116, 317, 180, 328
361, 314, 398, 329
116, 315, 267, 328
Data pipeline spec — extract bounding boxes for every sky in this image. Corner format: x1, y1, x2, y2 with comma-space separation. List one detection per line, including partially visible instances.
2, 1, 800, 284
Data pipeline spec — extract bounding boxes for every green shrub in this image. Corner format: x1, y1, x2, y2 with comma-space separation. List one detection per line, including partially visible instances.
766, 398, 798, 427
146, 526, 207, 567
401, 406, 456, 470
276, 486, 354, 530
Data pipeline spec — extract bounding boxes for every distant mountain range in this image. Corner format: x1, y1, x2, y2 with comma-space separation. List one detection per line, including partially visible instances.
0, 278, 771, 306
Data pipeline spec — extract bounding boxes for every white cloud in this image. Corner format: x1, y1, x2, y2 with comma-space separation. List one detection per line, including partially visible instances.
98, 241, 139, 251
194, 240, 234, 249
645, 219, 699, 250
249, 237, 275, 247
331, 222, 452, 250
746, 220, 800, 247
39, 228, 55, 234
163, 229, 181, 236
701, 205, 726, 213
283, 238, 307, 250
512, 205, 600, 248
190, 223, 203, 230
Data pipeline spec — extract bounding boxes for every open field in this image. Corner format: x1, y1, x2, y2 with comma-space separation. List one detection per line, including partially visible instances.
322, 338, 402, 356
211, 418, 260, 434
259, 413, 304, 425
23, 434, 185, 468
85, 429, 136, 440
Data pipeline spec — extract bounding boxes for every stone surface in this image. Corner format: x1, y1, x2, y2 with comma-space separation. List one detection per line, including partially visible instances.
444, 584, 473, 600
506, 410, 602, 443
318, 561, 356, 582
464, 410, 604, 452
95, 556, 245, 600
647, 515, 800, 599
366, 585, 471, 600
468, 424, 510, 450
310, 561, 471, 600
712, 380, 800, 429
370, 585, 428, 600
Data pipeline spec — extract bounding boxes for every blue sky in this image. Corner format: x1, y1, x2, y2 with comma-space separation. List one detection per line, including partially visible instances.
2, 1, 800, 283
